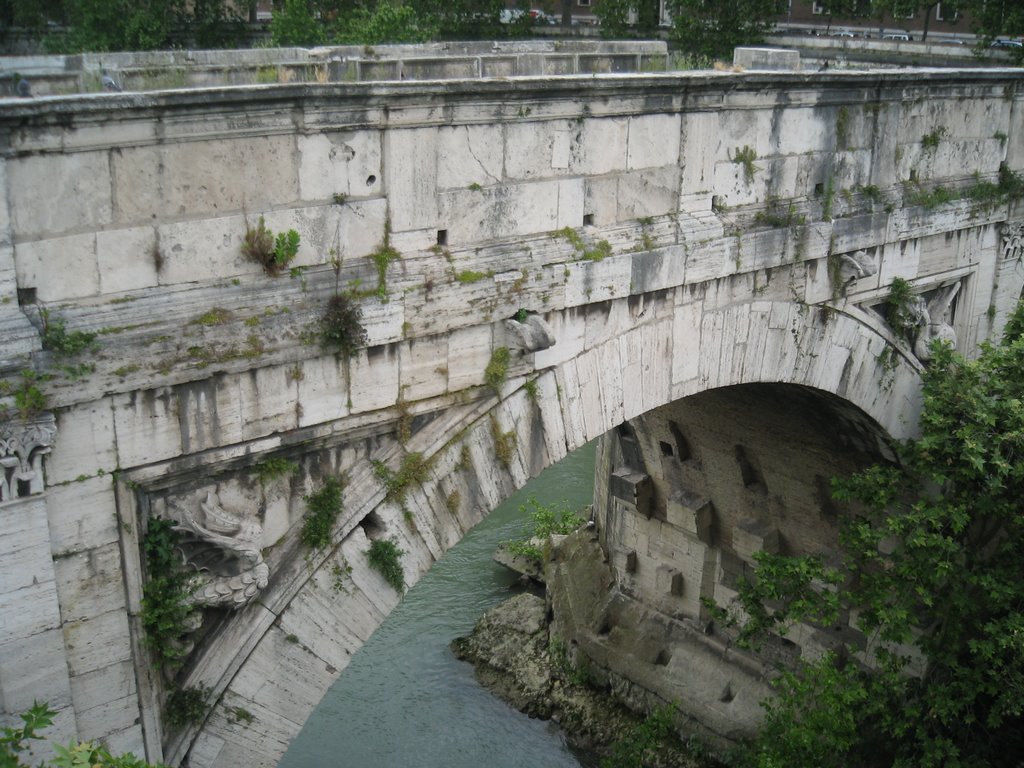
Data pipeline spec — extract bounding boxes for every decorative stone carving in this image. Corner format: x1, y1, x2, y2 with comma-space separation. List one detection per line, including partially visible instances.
837, 249, 877, 290
171, 492, 269, 609
911, 282, 961, 362
502, 314, 556, 353
1000, 221, 1024, 261
0, 414, 56, 502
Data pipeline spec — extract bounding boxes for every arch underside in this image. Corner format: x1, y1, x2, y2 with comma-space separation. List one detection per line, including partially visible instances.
179, 297, 921, 768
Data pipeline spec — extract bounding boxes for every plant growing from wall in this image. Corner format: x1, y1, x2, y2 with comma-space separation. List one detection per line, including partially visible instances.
140, 517, 199, 671
490, 415, 517, 469
40, 309, 97, 356
319, 292, 368, 356
0, 370, 49, 420
367, 538, 405, 592
920, 125, 948, 151
555, 227, 612, 262
242, 216, 300, 277
372, 452, 431, 509
730, 145, 759, 185
884, 276, 917, 338
505, 496, 585, 565
165, 684, 211, 729
484, 347, 510, 391
300, 477, 345, 550
254, 457, 298, 484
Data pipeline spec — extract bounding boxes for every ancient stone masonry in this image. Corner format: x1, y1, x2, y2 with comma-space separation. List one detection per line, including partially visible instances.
0, 414, 55, 501
0, 56, 1022, 768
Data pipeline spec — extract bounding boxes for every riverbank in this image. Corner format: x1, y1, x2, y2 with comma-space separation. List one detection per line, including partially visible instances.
451, 531, 728, 768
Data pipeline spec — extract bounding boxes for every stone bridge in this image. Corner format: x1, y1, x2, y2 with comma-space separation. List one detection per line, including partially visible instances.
1, 59, 1023, 768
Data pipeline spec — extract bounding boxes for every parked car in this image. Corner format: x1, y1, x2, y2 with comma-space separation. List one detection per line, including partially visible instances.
990, 39, 1023, 49
831, 29, 854, 38
882, 33, 911, 41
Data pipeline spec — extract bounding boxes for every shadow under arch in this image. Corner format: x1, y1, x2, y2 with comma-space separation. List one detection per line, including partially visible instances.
177, 299, 924, 768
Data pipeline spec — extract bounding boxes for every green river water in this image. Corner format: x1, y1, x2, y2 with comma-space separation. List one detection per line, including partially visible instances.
278, 441, 597, 768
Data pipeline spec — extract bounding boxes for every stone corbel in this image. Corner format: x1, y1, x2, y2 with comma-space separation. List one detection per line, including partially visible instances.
501, 314, 556, 354
837, 249, 877, 291
0, 413, 57, 502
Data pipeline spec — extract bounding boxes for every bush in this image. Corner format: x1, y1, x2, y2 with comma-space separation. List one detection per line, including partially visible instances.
319, 293, 368, 357
242, 216, 300, 276
140, 518, 198, 670
367, 538, 405, 592
300, 477, 344, 550
506, 496, 585, 564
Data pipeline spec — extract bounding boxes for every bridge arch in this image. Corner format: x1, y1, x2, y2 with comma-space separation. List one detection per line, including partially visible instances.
176, 296, 922, 768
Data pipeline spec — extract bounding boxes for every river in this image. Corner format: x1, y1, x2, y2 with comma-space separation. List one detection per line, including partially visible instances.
278, 442, 597, 768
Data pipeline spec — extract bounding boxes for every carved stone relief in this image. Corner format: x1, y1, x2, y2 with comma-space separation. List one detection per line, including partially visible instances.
837, 249, 878, 293
502, 314, 556, 353
874, 280, 962, 363
0, 414, 56, 502
169, 490, 269, 610
1001, 221, 1024, 262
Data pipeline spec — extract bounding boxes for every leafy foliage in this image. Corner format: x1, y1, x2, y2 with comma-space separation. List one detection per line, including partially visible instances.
270, 0, 325, 45
331, 3, 438, 44
242, 216, 299, 277
506, 496, 585, 564
319, 293, 368, 357
140, 518, 198, 671
484, 347, 510, 390
165, 685, 210, 729
667, 0, 787, 60
600, 703, 680, 768
2, 702, 166, 768
367, 538, 405, 592
728, 301, 1024, 767
0, 370, 49, 420
300, 477, 345, 550
372, 452, 431, 509
40, 309, 98, 357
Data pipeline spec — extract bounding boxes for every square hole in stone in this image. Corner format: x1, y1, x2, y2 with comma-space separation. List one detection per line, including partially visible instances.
436, 229, 448, 246
583, 213, 595, 226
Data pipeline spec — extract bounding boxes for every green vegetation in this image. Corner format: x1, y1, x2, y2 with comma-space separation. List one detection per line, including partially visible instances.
717, 300, 1024, 767
835, 106, 849, 150
920, 125, 948, 151
367, 538, 405, 592
165, 685, 210, 729
667, 0, 787, 59
193, 307, 231, 326
366, 231, 400, 301
490, 416, 517, 468
319, 292, 368, 356
484, 347, 510, 390
0, 370, 48, 419
40, 309, 98, 356
254, 456, 298, 483
300, 477, 344, 550
140, 517, 198, 670
506, 496, 585, 564
731, 145, 759, 185
372, 452, 431, 508
2, 702, 166, 768
455, 269, 491, 284
555, 227, 612, 262
884, 276, 918, 338
754, 201, 805, 229
242, 216, 300, 277
600, 702, 680, 768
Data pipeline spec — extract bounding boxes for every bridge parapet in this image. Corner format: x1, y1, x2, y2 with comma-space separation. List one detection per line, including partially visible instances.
0, 67, 1022, 766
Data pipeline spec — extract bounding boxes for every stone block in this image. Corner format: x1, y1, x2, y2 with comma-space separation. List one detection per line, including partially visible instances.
0, 578, 61, 642
733, 517, 780, 563
112, 136, 299, 225
47, 400, 118, 485
297, 130, 382, 202
349, 344, 400, 413
157, 213, 250, 285
665, 490, 714, 542
733, 47, 801, 72
15, 233, 99, 301
504, 120, 571, 181
236, 363, 299, 442
446, 325, 492, 391
62, 609, 132, 677
70, 661, 138, 741
564, 256, 631, 307
438, 180, 560, 245
398, 335, 449, 402
53, 542, 127, 624
385, 128, 438, 232
436, 124, 504, 190
616, 166, 681, 221
46, 479, 118, 557
679, 112, 718, 196
0, 496, 55, 596
96, 226, 159, 295
610, 468, 652, 516
333, 198, 388, 261
296, 355, 348, 429
112, 387, 184, 467
0, 627, 73, 713
8, 151, 112, 238
627, 113, 681, 170
556, 178, 586, 230
574, 117, 629, 176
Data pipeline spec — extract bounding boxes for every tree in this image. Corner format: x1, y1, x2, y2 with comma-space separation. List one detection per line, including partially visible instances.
61, 0, 182, 51
962, 0, 1024, 62
594, 0, 660, 37
666, 0, 787, 60
721, 301, 1024, 767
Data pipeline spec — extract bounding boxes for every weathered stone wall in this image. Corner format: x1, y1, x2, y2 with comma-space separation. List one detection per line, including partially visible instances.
0, 66, 1021, 767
